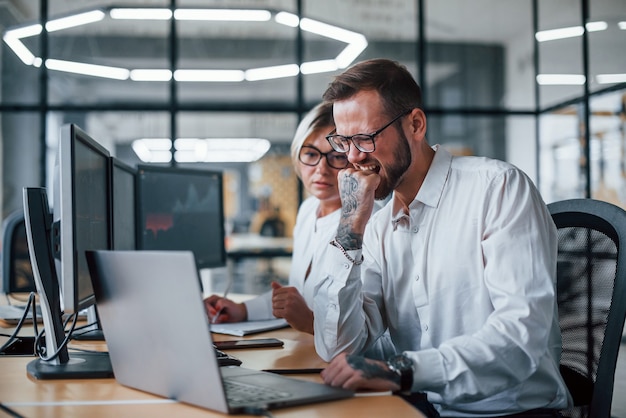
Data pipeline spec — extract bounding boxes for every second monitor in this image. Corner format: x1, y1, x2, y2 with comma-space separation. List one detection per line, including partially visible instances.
135, 165, 227, 271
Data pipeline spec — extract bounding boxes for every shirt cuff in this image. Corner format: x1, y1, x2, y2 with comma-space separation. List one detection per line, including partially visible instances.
243, 290, 274, 320
327, 243, 362, 284
405, 348, 446, 391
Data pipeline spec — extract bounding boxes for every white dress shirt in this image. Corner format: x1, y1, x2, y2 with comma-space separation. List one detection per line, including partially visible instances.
313, 146, 572, 416
244, 196, 395, 359
244, 196, 338, 319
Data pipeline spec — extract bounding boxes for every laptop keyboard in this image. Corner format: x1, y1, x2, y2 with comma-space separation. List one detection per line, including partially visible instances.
215, 347, 242, 367
223, 379, 291, 406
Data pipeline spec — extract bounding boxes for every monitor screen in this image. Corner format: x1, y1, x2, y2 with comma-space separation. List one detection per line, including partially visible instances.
136, 165, 226, 270
111, 157, 136, 251
53, 124, 111, 314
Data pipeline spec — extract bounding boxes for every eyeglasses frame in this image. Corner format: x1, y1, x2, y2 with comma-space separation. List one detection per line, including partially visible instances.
298, 144, 350, 169
325, 108, 412, 153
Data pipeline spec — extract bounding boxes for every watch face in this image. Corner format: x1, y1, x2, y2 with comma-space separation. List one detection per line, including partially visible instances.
390, 354, 413, 371
388, 354, 413, 392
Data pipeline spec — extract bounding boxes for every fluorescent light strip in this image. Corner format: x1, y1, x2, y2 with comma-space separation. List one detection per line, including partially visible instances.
130, 69, 172, 81
2, 35, 38, 65
3, 7, 367, 82
536, 74, 586, 85
619, 21, 626, 30
300, 18, 363, 43
274, 12, 299, 27
300, 59, 338, 75
110, 8, 172, 20
132, 138, 173, 163
175, 137, 270, 150
46, 10, 105, 32
132, 141, 152, 162
174, 69, 245, 82
5, 23, 42, 39
45, 59, 130, 80
536, 21, 608, 42
596, 74, 626, 84
137, 138, 172, 149
335, 37, 368, 68
175, 149, 267, 163
585, 21, 608, 32
536, 26, 584, 42
146, 151, 172, 163
174, 9, 271, 21
140, 138, 272, 162
245, 64, 299, 81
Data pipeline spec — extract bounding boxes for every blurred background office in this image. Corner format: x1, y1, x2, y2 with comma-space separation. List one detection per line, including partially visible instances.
1, 1, 625, 414
1, 0, 625, 229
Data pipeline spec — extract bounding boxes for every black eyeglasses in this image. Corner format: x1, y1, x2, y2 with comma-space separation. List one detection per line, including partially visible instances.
298, 145, 350, 169
326, 109, 412, 153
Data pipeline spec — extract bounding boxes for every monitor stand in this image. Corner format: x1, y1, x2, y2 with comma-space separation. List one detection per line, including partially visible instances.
23, 188, 113, 380
26, 352, 113, 380
71, 306, 105, 341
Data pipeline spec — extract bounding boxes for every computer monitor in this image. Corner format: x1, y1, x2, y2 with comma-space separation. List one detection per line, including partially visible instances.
110, 157, 136, 251
23, 187, 112, 379
135, 165, 226, 272
1, 209, 36, 295
52, 124, 111, 316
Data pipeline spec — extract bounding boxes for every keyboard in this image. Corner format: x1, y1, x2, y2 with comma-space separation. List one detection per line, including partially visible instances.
223, 379, 290, 407
215, 347, 242, 367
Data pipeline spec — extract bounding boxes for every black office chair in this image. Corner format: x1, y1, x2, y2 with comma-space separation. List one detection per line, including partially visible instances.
548, 198, 626, 418
2, 209, 36, 295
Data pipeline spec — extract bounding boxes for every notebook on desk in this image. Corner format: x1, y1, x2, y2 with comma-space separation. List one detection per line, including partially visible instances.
210, 318, 289, 336
86, 250, 353, 414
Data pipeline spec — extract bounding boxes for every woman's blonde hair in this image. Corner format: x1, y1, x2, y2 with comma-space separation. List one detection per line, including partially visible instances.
290, 102, 334, 179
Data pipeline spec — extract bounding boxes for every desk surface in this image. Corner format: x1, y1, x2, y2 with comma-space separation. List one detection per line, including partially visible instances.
1, 322, 423, 418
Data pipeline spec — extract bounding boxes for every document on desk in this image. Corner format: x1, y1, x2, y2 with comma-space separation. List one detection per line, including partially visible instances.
210, 318, 289, 336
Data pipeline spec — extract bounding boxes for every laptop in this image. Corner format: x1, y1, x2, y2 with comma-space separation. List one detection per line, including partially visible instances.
0, 304, 42, 325
85, 250, 353, 414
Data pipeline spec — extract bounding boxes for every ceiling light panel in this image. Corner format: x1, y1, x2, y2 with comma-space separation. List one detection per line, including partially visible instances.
2, 6, 367, 82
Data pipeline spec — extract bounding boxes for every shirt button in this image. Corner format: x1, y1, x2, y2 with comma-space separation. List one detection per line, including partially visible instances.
423, 324, 429, 331
343, 263, 350, 269
415, 275, 420, 281
412, 226, 419, 233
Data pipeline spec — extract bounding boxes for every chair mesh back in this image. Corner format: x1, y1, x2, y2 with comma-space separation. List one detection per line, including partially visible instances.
556, 226, 618, 418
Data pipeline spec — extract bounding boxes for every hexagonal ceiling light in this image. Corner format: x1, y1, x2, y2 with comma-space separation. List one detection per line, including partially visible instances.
2, 6, 368, 82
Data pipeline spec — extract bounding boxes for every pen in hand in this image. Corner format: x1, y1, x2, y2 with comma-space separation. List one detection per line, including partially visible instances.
211, 278, 232, 324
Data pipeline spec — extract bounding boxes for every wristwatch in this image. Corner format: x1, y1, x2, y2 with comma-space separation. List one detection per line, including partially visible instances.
387, 353, 414, 393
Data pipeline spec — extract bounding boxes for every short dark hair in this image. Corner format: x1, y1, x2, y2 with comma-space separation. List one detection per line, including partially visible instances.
322, 58, 423, 117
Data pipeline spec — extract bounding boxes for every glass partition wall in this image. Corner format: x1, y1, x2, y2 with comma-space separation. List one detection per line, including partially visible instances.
538, 0, 626, 206
2, 0, 625, 223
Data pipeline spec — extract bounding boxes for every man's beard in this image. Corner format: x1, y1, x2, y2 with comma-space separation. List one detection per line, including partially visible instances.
374, 130, 412, 200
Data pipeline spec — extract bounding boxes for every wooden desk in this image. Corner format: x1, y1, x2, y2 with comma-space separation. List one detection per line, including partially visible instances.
1, 323, 423, 417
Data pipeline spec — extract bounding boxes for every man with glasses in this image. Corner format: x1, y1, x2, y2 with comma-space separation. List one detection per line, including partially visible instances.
205, 102, 394, 359
313, 59, 571, 417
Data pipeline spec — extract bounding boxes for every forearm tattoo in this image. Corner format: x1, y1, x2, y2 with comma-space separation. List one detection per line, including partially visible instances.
337, 173, 363, 250
336, 222, 363, 250
346, 354, 399, 385
339, 173, 360, 215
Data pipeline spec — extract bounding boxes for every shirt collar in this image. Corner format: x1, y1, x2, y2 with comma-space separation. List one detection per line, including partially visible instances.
391, 145, 452, 218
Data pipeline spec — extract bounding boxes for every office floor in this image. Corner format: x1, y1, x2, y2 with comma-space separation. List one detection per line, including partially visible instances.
206, 261, 626, 417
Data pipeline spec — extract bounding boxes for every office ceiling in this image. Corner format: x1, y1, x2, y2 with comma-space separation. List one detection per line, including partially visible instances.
3, 0, 533, 42
1, 0, 624, 153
